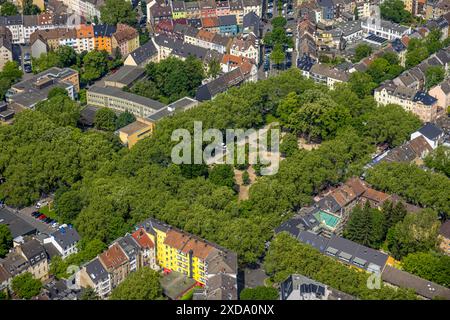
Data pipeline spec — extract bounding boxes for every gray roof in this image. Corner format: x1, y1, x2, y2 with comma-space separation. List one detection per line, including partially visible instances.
218, 15, 237, 26
418, 123, 443, 140
20, 239, 47, 266
243, 12, 260, 31
297, 230, 328, 252
326, 235, 388, 271
382, 266, 450, 300
88, 86, 166, 110
43, 242, 62, 260
201, 273, 238, 300
0, 252, 29, 276
116, 234, 140, 259
127, 40, 157, 66
195, 67, 245, 101
85, 257, 109, 284
103, 65, 145, 87
317, 196, 342, 213
147, 97, 198, 122
0, 209, 36, 239
51, 227, 80, 249
154, 35, 209, 60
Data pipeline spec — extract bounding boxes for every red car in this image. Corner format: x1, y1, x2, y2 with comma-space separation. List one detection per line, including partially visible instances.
38, 214, 47, 220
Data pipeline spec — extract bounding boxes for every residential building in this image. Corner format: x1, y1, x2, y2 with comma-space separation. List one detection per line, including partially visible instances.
381, 135, 433, 164
0, 27, 12, 70
229, 0, 244, 24
16, 239, 49, 281
0, 252, 29, 280
112, 24, 140, 57
78, 257, 112, 298
193, 273, 238, 300
280, 274, 356, 300
86, 85, 166, 118
172, 1, 187, 20
124, 40, 158, 67
425, 0, 450, 20
410, 123, 445, 149
242, 12, 261, 37
202, 16, 220, 33
242, 0, 262, 17
429, 78, 450, 109
200, 0, 217, 18
131, 228, 157, 269
195, 66, 246, 101
43, 227, 80, 259
229, 33, 259, 63
0, 209, 36, 243
116, 235, 141, 273
308, 64, 349, 89
137, 218, 238, 288
98, 243, 129, 289
218, 15, 238, 35
60, 0, 102, 21
30, 28, 77, 57
374, 82, 440, 122
361, 17, 411, 41
7, 67, 79, 109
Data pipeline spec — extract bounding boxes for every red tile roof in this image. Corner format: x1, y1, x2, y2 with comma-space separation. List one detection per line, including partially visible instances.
99, 243, 128, 270
132, 228, 154, 249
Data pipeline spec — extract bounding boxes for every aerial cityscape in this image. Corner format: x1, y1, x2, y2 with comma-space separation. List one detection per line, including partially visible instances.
0, 0, 449, 306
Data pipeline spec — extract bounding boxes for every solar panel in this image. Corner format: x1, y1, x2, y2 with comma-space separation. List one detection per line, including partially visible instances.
310, 284, 318, 293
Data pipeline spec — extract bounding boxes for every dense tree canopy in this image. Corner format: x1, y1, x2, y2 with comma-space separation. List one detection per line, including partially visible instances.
94, 108, 117, 131
0, 2, 18, 16
354, 44, 373, 62
109, 268, 164, 300
36, 95, 80, 127
402, 252, 450, 287
424, 146, 450, 177
11, 273, 42, 299
366, 162, 450, 216
380, 0, 413, 24
0, 224, 12, 258
100, 0, 137, 26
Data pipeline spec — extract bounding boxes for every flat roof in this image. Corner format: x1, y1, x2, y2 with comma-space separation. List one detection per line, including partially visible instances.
103, 66, 145, 87
88, 86, 166, 110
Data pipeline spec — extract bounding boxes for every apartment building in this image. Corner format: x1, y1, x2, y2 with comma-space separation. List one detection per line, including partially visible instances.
131, 228, 158, 269
98, 243, 129, 289
0, 27, 12, 70
61, 0, 102, 21
16, 239, 49, 281
138, 218, 238, 287
374, 81, 440, 122
43, 227, 80, 259
0, 13, 72, 44
229, 33, 259, 63
78, 257, 112, 298
361, 17, 411, 41
30, 28, 77, 57
307, 63, 349, 89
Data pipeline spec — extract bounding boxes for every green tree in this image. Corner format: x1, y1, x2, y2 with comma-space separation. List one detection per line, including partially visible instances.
81, 287, 99, 300
109, 268, 164, 300
2, 61, 22, 82
402, 252, 450, 287
425, 66, 445, 90
0, 224, 12, 258
11, 273, 42, 299
22, 0, 41, 15
280, 132, 298, 157
271, 16, 287, 29
242, 171, 250, 185
32, 52, 60, 74
209, 165, 235, 189
100, 0, 137, 26
35, 95, 81, 127
380, 0, 413, 23
94, 108, 117, 131
0, 2, 18, 16
344, 203, 383, 248
207, 58, 221, 79
115, 111, 136, 130
424, 146, 450, 177
354, 44, 372, 62
270, 44, 285, 67
47, 87, 68, 99
386, 209, 440, 259
240, 286, 279, 300
54, 189, 83, 222
406, 47, 429, 69
55, 46, 77, 68
82, 50, 109, 83
348, 72, 377, 98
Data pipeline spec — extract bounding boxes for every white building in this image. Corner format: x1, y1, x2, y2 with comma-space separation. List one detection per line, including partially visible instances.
410, 123, 444, 149
44, 227, 80, 259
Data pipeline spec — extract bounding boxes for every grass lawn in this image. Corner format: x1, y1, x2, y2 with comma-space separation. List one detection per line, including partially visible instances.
38, 206, 60, 222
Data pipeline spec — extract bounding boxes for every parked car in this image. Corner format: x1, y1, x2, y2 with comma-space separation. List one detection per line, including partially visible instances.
34, 213, 43, 219
31, 211, 40, 217
44, 218, 52, 223
24, 53, 31, 61
38, 214, 47, 220
24, 64, 32, 73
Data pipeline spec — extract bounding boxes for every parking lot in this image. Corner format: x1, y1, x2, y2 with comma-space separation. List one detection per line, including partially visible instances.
3, 205, 56, 235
